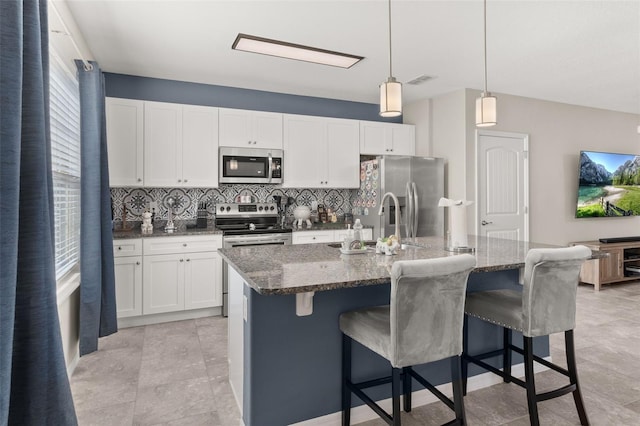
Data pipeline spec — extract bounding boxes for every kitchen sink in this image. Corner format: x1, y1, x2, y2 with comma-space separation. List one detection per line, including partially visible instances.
327, 240, 377, 248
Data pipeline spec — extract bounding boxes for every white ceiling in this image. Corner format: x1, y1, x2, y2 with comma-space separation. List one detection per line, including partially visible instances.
62, 0, 640, 114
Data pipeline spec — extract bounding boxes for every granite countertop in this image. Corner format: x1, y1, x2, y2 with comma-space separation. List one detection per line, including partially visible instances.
218, 235, 562, 296
113, 220, 222, 239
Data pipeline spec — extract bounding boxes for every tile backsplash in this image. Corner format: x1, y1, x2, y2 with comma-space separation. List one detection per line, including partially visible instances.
111, 185, 354, 223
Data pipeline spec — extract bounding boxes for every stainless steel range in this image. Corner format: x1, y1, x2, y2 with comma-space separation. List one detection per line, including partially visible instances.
217, 202, 292, 316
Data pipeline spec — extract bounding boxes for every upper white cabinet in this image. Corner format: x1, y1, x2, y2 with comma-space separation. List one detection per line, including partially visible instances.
283, 114, 359, 188
359, 121, 415, 156
144, 101, 218, 187
106, 98, 144, 186
219, 108, 283, 149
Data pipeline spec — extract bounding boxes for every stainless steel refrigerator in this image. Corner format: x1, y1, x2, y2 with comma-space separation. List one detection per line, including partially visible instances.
353, 156, 444, 240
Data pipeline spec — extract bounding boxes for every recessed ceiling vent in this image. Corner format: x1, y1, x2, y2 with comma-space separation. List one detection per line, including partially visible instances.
406, 75, 435, 85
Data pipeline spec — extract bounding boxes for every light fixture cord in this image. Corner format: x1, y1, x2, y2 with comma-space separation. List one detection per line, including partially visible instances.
388, 0, 393, 78
483, 0, 488, 93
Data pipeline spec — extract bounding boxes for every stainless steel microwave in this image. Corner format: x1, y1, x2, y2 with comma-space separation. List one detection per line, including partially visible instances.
219, 147, 283, 184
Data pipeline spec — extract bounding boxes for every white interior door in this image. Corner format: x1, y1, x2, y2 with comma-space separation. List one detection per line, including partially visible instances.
476, 130, 529, 241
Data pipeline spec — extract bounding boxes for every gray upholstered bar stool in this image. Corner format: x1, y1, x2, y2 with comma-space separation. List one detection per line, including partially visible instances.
462, 245, 592, 426
340, 254, 476, 426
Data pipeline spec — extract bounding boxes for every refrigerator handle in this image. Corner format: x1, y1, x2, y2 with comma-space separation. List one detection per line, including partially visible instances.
405, 182, 413, 238
412, 182, 419, 238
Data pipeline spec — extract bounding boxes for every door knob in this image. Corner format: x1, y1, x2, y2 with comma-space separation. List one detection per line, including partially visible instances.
481, 220, 493, 226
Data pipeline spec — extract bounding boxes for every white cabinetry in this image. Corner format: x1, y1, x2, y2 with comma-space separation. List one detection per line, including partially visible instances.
106, 98, 144, 186
142, 235, 222, 315
113, 239, 143, 318
144, 101, 218, 187
283, 114, 359, 188
292, 231, 335, 245
359, 121, 415, 156
292, 228, 373, 245
219, 108, 283, 149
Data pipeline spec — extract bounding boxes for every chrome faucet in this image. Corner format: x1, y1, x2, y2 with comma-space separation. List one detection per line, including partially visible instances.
378, 192, 401, 246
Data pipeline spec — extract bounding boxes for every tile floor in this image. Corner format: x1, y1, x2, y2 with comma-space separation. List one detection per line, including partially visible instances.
71, 281, 640, 425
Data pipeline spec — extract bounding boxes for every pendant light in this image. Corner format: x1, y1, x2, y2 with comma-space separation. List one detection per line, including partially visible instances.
380, 0, 402, 117
476, 0, 497, 127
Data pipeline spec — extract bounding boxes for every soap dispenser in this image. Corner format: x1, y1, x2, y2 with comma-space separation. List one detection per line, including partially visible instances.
342, 224, 354, 250
353, 219, 363, 242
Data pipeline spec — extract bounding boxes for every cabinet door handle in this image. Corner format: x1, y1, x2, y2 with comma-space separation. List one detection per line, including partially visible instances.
184, 179, 188, 183
136, 261, 140, 265
180, 259, 184, 262
117, 246, 122, 250
137, 178, 142, 182
183, 243, 187, 247
178, 179, 182, 183
186, 259, 190, 262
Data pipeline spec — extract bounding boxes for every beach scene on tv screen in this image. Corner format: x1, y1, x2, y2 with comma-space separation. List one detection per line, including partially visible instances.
577, 151, 640, 218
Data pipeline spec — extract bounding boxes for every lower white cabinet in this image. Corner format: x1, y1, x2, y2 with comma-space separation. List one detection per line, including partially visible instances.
184, 251, 222, 310
113, 239, 143, 318
114, 235, 222, 319
292, 228, 373, 245
142, 235, 223, 315
292, 231, 335, 245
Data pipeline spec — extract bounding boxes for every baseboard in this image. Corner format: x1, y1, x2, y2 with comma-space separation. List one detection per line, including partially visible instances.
66, 346, 80, 377
117, 306, 222, 328
290, 357, 551, 426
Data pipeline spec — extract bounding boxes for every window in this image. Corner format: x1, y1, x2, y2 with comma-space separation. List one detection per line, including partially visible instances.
50, 50, 81, 280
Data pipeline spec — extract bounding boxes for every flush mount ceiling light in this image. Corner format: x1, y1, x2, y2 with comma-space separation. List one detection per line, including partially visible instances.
379, 0, 402, 117
476, 0, 497, 127
232, 33, 363, 69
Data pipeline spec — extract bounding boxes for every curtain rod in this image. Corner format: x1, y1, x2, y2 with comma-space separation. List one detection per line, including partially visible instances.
49, 2, 93, 71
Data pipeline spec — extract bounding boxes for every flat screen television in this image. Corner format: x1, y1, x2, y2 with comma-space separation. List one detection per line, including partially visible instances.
576, 150, 640, 218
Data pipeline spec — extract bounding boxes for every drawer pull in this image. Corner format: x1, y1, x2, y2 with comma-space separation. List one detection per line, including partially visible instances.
136, 261, 140, 265
186, 259, 190, 262
180, 259, 184, 262
183, 243, 187, 247
117, 246, 122, 250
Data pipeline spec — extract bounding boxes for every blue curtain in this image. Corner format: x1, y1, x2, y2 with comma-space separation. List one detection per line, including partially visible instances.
0, 0, 78, 424
76, 60, 117, 356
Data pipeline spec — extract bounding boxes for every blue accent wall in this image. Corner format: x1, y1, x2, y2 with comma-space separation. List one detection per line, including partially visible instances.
104, 73, 402, 123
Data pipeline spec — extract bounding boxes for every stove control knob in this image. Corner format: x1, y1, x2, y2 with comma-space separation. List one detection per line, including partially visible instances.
226, 206, 231, 212
258, 206, 264, 211
269, 206, 275, 211
219, 206, 225, 212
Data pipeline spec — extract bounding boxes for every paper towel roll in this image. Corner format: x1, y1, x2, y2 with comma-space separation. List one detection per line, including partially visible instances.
438, 198, 473, 248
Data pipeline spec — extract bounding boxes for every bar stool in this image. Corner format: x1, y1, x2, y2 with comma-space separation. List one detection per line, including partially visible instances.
462, 245, 592, 426
340, 254, 476, 426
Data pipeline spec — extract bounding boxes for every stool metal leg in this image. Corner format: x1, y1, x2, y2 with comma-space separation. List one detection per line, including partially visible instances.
391, 367, 402, 426
451, 355, 467, 425
503, 328, 512, 383
402, 367, 412, 413
342, 334, 352, 426
565, 330, 589, 425
523, 337, 540, 426
462, 315, 469, 396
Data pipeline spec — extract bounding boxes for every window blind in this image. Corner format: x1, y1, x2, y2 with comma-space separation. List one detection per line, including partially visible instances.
50, 50, 81, 280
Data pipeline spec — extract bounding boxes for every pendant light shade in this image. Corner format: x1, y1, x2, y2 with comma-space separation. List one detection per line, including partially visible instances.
476, 0, 496, 127
380, 77, 402, 117
476, 92, 497, 127
380, 0, 402, 117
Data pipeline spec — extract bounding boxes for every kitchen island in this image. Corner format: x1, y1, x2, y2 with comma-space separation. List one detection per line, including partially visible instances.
219, 235, 559, 426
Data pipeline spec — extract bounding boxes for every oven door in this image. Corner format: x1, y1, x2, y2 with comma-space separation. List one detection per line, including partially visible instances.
219, 147, 283, 184
221, 232, 291, 317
